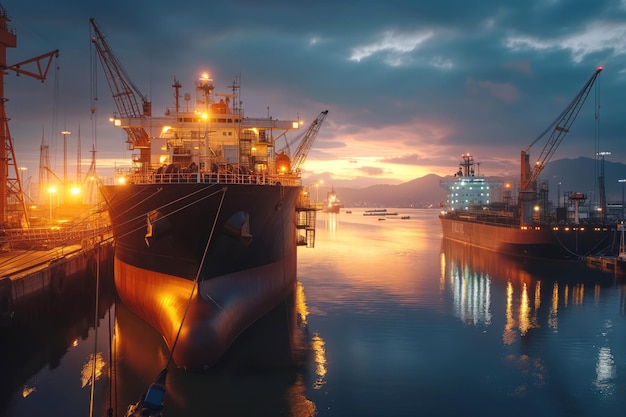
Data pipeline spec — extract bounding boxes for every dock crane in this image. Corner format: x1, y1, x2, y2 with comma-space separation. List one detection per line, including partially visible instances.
279, 110, 328, 174
0, 5, 58, 228
519, 66, 602, 225
89, 18, 152, 171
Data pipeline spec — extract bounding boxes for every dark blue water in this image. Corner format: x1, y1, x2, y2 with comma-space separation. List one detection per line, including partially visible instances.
2, 209, 626, 416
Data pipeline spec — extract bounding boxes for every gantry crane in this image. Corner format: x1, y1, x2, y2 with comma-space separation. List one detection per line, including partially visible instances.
0, 5, 58, 228
89, 18, 152, 170
280, 110, 328, 173
519, 66, 603, 225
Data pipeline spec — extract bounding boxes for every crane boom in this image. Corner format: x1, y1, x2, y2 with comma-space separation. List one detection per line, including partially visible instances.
89, 18, 152, 168
290, 110, 328, 173
521, 66, 602, 192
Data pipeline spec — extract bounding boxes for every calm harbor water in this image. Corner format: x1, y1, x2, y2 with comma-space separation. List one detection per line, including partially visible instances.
2, 208, 626, 417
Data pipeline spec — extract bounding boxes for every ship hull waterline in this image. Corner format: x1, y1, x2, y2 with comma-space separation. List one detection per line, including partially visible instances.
440, 216, 617, 259
102, 182, 300, 369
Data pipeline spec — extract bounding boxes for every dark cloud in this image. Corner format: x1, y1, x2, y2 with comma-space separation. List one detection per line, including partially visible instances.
3, 0, 626, 190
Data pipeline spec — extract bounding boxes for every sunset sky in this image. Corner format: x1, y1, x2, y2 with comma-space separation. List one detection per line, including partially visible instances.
4, 1, 626, 192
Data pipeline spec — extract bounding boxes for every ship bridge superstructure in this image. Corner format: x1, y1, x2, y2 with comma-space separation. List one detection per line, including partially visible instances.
110, 75, 303, 186
440, 154, 500, 211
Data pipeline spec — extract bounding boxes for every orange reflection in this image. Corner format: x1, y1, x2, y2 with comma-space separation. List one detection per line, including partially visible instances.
296, 281, 309, 326
287, 375, 317, 416
503, 282, 516, 345
22, 386, 36, 398
312, 332, 327, 390
572, 284, 584, 305
81, 352, 106, 388
549, 282, 559, 330
519, 283, 530, 336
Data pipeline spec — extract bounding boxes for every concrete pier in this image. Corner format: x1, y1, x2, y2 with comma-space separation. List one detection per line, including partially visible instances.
585, 254, 626, 276
0, 235, 114, 324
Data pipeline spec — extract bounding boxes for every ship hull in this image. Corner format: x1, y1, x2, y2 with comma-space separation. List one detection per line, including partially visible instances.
440, 214, 618, 259
101, 182, 300, 369
322, 205, 340, 214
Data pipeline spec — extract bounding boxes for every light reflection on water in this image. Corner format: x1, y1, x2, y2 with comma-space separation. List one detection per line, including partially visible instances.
2, 208, 626, 417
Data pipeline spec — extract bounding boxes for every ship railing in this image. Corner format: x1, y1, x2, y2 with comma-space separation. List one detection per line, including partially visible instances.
105, 170, 301, 187
444, 209, 521, 228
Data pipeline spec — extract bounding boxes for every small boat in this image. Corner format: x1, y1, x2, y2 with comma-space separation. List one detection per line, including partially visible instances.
125, 368, 168, 417
401, 216, 410, 220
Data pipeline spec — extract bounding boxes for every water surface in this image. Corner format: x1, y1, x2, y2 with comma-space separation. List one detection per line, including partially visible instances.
2, 208, 625, 417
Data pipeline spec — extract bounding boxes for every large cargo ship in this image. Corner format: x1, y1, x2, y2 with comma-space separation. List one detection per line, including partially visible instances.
439, 68, 621, 260
91, 21, 325, 369
439, 153, 618, 259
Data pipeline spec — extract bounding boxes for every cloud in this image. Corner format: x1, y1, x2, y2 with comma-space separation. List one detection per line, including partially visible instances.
380, 154, 421, 165
505, 21, 626, 63
349, 30, 434, 66
466, 78, 520, 103
357, 166, 386, 176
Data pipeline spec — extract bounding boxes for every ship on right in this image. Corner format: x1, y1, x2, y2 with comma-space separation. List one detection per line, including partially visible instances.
439, 66, 621, 260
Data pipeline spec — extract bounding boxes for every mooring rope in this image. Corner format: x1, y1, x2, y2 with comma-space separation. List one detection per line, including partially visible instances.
112, 185, 225, 243
165, 186, 227, 369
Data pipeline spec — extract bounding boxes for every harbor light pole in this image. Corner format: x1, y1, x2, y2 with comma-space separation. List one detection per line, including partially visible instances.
617, 178, 626, 220
314, 180, 324, 209
48, 186, 56, 220
60, 129, 71, 185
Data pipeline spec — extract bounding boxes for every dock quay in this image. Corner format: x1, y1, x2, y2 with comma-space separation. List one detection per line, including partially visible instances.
0, 225, 114, 325
585, 254, 626, 276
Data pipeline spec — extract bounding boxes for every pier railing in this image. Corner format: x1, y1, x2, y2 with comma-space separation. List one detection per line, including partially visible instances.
0, 222, 111, 251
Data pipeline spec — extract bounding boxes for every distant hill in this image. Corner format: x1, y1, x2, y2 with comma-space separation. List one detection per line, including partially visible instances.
335, 174, 446, 208
333, 157, 626, 208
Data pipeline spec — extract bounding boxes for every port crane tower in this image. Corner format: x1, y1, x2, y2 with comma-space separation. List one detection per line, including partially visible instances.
519, 66, 602, 225
89, 18, 152, 171
0, 6, 58, 227
278, 110, 328, 174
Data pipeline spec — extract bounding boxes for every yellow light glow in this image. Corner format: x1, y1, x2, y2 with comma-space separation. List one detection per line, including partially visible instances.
117, 176, 127, 185
292, 122, 300, 129
71, 186, 81, 196
201, 72, 210, 80
159, 156, 168, 164
162, 126, 172, 134
49, 186, 57, 193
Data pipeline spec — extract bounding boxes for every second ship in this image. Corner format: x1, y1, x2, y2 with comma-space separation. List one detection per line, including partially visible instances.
91, 19, 327, 369
439, 67, 619, 260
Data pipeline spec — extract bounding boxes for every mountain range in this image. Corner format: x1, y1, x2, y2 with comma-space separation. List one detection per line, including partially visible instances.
331, 157, 626, 208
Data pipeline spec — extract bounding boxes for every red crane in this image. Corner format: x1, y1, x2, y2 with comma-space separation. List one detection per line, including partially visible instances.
0, 5, 58, 227
89, 18, 152, 170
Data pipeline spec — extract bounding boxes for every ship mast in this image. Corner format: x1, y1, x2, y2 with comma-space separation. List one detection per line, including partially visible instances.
0, 5, 57, 227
